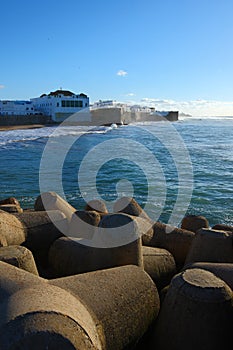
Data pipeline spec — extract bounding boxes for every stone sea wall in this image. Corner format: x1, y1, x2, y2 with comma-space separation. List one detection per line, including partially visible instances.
0, 114, 52, 126
90, 108, 179, 125
0, 110, 178, 126
0, 193, 232, 349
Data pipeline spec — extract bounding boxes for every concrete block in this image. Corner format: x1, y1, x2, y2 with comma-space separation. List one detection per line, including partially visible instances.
185, 228, 233, 265
49, 237, 101, 277
0, 234, 7, 247
113, 196, 153, 223
14, 210, 67, 267
97, 212, 151, 249
68, 210, 101, 239
0, 204, 23, 213
142, 221, 195, 267
183, 262, 233, 290
142, 246, 176, 290
181, 214, 209, 233
212, 223, 233, 233
159, 285, 170, 304
34, 191, 76, 222
49, 234, 143, 278
0, 197, 21, 206
0, 260, 46, 294
0, 210, 25, 246
49, 202, 151, 278
152, 268, 233, 350
0, 245, 38, 275
0, 312, 96, 350
85, 199, 108, 213
50, 265, 160, 350
0, 262, 98, 350
0, 262, 160, 350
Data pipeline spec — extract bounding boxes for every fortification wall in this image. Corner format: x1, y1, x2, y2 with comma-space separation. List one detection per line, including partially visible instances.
125, 111, 179, 123
0, 110, 179, 127
91, 108, 123, 125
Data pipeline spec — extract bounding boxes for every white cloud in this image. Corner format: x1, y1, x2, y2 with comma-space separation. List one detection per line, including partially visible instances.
141, 98, 175, 105
0, 84, 5, 89
117, 70, 128, 77
139, 97, 233, 117
126, 93, 135, 97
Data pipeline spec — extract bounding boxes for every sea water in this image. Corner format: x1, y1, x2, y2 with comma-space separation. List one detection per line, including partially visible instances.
0, 117, 233, 227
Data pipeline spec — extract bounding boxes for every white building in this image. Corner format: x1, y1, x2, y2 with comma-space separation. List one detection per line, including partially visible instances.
130, 104, 152, 113
93, 100, 117, 107
92, 100, 126, 108
31, 89, 89, 122
0, 100, 38, 115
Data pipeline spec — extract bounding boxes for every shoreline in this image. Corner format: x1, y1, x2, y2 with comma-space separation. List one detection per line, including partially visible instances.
0, 124, 55, 132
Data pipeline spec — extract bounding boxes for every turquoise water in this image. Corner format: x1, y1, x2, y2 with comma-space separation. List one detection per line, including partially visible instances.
0, 117, 233, 227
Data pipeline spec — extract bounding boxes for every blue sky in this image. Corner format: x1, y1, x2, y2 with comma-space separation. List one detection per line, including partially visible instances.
1, 0, 233, 116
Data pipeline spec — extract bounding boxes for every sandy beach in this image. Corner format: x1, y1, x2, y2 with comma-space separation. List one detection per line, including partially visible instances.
0, 124, 48, 132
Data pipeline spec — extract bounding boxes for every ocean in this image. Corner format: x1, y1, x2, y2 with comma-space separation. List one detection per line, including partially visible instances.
0, 117, 233, 227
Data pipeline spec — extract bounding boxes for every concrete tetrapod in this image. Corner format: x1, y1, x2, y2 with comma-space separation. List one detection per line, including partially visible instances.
181, 214, 209, 233
212, 223, 233, 233
69, 210, 102, 239
97, 212, 152, 249
113, 196, 153, 223
0, 261, 100, 349
152, 268, 233, 350
34, 191, 76, 222
49, 231, 143, 278
49, 236, 105, 277
0, 262, 160, 350
85, 199, 108, 213
0, 204, 23, 213
50, 265, 160, 350
14, 210, 67, 267
0, 210, 25, 246
0, 245, 38, 275
0, 197, 21, 206
142, 221, 195, 268
142, 246, 176, 290
183, 262, 233, 290
185, 228, 233, 265
49, 198, 150, 278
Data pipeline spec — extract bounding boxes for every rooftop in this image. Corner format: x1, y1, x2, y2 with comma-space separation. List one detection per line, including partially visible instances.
40, 90, 75, 98
39, 90, 88, 98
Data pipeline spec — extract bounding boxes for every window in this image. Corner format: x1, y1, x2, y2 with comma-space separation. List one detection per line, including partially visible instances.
57, 102, 59, 107
75, 101, 83, 107
61, 100, 83, 108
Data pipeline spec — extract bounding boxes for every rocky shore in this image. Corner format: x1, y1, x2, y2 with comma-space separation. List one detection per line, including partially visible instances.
0, 193, 232, 349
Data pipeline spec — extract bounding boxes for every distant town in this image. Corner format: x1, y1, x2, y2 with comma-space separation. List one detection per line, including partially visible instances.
0, 89, 179, 126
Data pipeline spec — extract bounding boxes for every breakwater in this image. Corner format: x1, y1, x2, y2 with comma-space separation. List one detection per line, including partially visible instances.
0, 193, 232, 349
